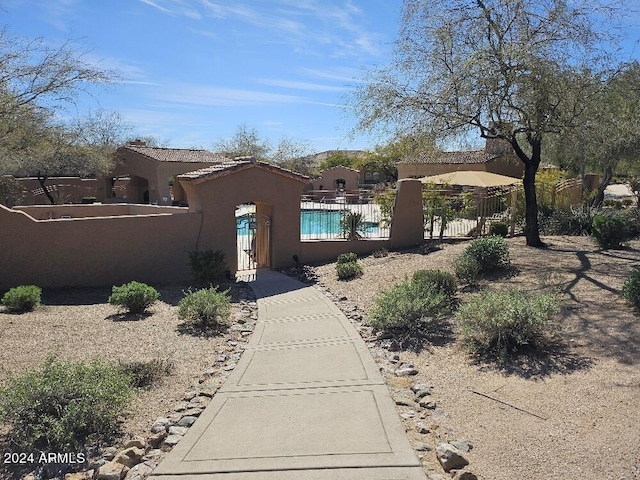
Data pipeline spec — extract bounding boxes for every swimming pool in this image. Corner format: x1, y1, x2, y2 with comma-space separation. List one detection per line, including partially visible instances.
236, 210, 380, 236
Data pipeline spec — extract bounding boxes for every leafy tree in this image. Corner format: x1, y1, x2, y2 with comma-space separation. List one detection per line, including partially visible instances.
548, 62, 640, 207
214, 124, 313, 175
213, 123, 271, 160
0, 28, 122, 203
351, 0, 624, 247
270, 136, 312, 174
316, 152, 355, 173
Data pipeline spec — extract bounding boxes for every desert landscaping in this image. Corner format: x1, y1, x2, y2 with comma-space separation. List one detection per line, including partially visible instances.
1, 235, 639, 479
312, 235, 640, 480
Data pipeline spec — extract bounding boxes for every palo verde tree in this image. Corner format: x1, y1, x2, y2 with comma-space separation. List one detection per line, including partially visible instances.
351, 0, 624, 246
0, 28, 121, 203
548, 62, 640, 207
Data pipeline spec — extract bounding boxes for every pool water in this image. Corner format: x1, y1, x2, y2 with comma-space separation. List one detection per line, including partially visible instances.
236, 210, 378, 235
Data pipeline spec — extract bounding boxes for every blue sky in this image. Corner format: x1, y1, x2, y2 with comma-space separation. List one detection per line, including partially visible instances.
1, 0, 402, 153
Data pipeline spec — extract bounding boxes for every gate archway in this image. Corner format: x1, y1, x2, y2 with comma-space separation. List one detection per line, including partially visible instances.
236, 204, 271, 272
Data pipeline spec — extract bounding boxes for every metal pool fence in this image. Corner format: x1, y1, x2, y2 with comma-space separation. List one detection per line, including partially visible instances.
300, 190, 391, 240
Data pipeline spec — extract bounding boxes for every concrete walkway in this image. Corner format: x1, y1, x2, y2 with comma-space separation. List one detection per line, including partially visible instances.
151, 271, 426, 480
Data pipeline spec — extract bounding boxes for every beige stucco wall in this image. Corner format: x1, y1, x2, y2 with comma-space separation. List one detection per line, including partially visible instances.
183, 165, 308, 275
14, 204, 187, 220
390, 179, 425, 249
1, 166, 426, 290
99, 150, 218, 204
311, 167, 360, 191
0, 204, 200, 290
16, 177, 98, 205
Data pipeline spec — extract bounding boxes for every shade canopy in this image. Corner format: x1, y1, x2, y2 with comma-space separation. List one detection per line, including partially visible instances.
419, 170, 521, 187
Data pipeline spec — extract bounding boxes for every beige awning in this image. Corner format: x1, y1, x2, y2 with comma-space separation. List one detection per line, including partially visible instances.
419, 170, 521, 187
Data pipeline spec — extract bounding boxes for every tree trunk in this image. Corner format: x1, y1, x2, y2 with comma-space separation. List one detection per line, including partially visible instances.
522, 161, 544, 247
37, 173, 55, 205
591, 163, 613, 209
511, 138, 545, 247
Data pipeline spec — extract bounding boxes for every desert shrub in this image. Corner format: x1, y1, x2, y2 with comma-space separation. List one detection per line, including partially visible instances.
368, 279, 450, 333
188, 249, 228, 285
0, 355, 132, 452
178, 287, 231, 330
461, 235, 510, 273
1, 285, 41, 313
337, 252, 358, 264
412, 269, 457, 299
539, 207, 593, 236
456, 289, 561, 358
454, 255, 481, 284
619, 209, 640, 239
108, 281, 159, 314
117, 358, 174, 389
336, 260, 363, 280
621, 267, 640, 309
373, 248, 389, 258
340, 211, 365, 240
488, 221, 509, 237
591, 214, 629, 249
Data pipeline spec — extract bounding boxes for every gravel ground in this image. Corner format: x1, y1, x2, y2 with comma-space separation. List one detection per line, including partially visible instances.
1, 236, 639, 480
313, 236, 640, 480
0, 282, 256, 444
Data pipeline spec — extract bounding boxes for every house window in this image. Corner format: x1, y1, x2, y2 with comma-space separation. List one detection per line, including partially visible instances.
335, 178, 346, 190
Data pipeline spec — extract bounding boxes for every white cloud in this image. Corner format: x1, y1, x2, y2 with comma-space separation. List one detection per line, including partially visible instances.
151, 83, 306, 107
257, 79, 348, 92
137, 0, 385, 59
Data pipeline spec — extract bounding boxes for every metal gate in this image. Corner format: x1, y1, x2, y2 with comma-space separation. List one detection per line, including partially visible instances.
237, 211, 257, 271
237, 210, 271, 271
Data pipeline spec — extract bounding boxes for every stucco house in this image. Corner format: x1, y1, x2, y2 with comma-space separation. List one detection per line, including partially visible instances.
97, 140, 230, 204
398, 138, 524, 180
310, 166, 361, 191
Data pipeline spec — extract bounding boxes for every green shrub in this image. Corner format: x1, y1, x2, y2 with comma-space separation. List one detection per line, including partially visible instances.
336, 261, 363, 280
337, 252, 358, 264
1, 285, 42, 313
456, 289, 561, 358
488, 221, 509, 237
539, 207, 593, 236
621, 267, 640, 309
462, 235, 510, 273
0, 355, 132, 452
117, 358, 174, 389
373, 248, 389, 258
412, 269, 457, 299
454, 255, 481, 284
340, 212, 365, 240
188, 249, 228, 285
178, 287, 231, 330
591, 214, 629, 249
368, 279, 450, 333
108, 281, 159, 314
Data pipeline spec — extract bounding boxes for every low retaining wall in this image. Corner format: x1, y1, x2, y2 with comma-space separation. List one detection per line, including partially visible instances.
0, 205, 201, 290
299, 239, 391, 266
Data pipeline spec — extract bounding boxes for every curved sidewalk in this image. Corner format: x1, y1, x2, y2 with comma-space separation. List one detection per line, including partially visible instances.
151, 271, 426, 480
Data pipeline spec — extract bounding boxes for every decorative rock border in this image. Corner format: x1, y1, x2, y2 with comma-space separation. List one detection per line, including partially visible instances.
311, 277, 478, 480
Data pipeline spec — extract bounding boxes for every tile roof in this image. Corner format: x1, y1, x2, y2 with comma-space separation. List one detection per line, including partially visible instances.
400, 150, 498, 165
123, 145, 230, 164
177, 159, 310, 184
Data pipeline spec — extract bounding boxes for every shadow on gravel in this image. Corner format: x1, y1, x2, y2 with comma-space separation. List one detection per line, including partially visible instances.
176, 322, 229, 338
378, 322, 456, 354
474, 342, 594, 379
105, 312, 153, 322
